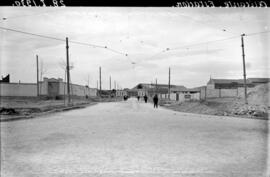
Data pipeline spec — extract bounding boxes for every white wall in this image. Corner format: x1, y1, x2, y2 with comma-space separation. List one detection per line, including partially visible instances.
59, 82, 97, 97
191, 93, 200, 100
170, 93, 177, 101
160, 92, 200, 102
0, 82, 97, 97
39, 81, 48, 95
0, 83, 37, 97
205, 87, 253, 98
116, 90, 127, 97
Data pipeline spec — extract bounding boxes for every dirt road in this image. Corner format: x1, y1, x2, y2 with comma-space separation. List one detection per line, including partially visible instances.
1, 98, 268, 177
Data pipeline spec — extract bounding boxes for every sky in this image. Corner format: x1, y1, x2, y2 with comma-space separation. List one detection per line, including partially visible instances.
0, 7, 269, 89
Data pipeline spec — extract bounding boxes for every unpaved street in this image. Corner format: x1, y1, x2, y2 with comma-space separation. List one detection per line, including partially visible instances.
1, 98, 268, 177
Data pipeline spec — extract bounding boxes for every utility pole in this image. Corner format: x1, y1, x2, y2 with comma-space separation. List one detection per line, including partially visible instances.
99, 66, 102, 91
36, 55, 39, 97
96, 80, 99, 97
109, 76, 111, 90
168, 67, 171, 100
87, 74, 90, 87
241, 34, 248, 104
66, 37, 71, 105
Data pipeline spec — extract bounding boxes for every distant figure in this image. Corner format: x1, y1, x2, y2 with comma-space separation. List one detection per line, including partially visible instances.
153, 94, 158, 108
124, 95, 129, 101
137, 96, 140, 101
143, 95, 148, 103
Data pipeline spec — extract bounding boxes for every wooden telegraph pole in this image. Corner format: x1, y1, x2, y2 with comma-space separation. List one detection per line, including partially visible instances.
66, 37, 71, 105
110, 76, 111, 90
241, 34, 248, 104
87, 74, 90, 87
168, 67, 171, 100
36, 55, 39, 97
99, 67, 102, 91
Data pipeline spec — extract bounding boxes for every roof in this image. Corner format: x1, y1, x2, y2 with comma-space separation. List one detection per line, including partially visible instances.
248, 78, 270, 83
132, 83, 186, 90
170, 87, 188, 92
188, 87, 202, 92
207, 78, 250, 85
171, 86, 202, 92
208, 78, 270, 85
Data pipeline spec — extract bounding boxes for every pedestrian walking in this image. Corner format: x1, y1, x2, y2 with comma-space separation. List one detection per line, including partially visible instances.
144, 95, 148, 103
153, 94, 158, 108
137, 95, 140, 101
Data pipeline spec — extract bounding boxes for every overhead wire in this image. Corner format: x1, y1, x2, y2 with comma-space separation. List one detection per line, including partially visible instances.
0, 26, 269, 60
0, 26, 65, 41
0, 26, 128, 56
161, 30, 270, 52
167, 35, 240, 51
126, 35, 241, 66
138, 29, 270, 64
245, 30, 270, 37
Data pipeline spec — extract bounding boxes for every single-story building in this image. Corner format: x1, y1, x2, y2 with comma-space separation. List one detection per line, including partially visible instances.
204, 77, 270, 98
132, 83, 187, 97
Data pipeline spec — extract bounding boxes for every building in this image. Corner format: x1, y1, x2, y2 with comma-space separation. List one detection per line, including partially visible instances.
132, 83, 186, 97
161, 87, 200, 102
207, 78, 270, 89
202, 77, 270, 99
207, 78, 254, 89
116, 90, 128, 97
247, 78, 270, 85
0, 77, 97, 98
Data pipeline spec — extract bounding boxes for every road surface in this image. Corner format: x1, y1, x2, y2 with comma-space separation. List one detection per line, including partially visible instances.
1, 98, 269, 177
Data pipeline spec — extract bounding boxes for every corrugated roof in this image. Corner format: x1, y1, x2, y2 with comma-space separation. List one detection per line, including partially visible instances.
248, 78, 270, 83
208, 78, 251, 84
170, 87, 188, 92
208, 78, 270, 85
132, 83, 186, 90
171, 87, 202, 92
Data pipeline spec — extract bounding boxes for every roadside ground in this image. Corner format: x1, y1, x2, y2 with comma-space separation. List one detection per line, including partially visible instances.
160, 97, 269, 120
159, 83, 270, 120
0, 96, 122, 122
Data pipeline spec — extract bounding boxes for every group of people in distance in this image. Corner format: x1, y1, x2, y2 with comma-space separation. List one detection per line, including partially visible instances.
123, 95, 129, 101
137, 94, 159, 108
